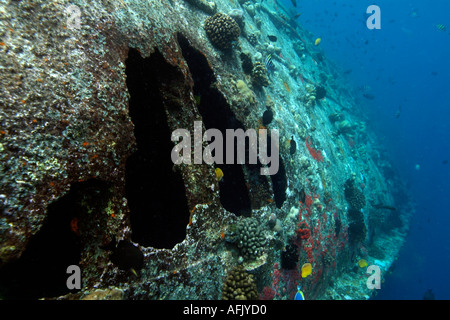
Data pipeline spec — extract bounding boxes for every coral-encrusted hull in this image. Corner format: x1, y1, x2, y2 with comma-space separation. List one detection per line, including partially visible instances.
0, 0, 411, 300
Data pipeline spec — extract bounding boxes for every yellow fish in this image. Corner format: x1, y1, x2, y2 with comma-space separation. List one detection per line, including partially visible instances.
215, 168, 224, 182
314, 38, 321, 46
301, 263, 312, 278
358, 259, 368, 268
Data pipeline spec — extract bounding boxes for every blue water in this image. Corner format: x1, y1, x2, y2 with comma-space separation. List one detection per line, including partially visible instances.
279, 0, 450, 299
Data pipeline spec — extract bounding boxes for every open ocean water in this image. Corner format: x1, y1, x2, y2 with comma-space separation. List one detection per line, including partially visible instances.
279, 0, 450, 299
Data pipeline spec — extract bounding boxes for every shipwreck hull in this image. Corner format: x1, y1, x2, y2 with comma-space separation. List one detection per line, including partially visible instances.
0, 0, 410, 300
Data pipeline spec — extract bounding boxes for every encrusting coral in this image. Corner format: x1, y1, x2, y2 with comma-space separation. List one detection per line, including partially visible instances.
304, 83, 316, 107
337, 120, 354, 135
235, 80, 256, 104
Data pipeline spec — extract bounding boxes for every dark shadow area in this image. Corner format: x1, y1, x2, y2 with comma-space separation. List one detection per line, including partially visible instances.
266, 132, 287, 209
125, 48, 190, 249
177, 34, 253, 216
0, 179, 108, 300
177, 34, 287, 212
270, 156, 287, 208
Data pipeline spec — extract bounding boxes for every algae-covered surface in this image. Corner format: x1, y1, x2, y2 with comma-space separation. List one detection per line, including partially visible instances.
0, 0, 412, 300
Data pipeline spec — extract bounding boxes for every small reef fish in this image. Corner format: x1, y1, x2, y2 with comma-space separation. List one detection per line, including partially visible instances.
436, 24, 446, 32
291, 0, 297, 8
267, 35, 277, 42
262, 108, 274, 126
314, 38, 321, 46
293, 13, 302, 20
289, 136, 297, 155
358, 259, 368, 268
215, 167, 224, 182
301, 262, 312, 278
294, 285, 305, 300
363, 93, 375, 100
372, 203, 397, 211
265, 54, 275, 73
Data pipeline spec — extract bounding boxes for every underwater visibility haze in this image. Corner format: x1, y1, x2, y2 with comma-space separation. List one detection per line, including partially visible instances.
0, 0, 449, 301
284, 0, 450, 300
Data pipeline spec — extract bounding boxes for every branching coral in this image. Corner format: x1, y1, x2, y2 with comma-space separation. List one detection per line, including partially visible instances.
251, 62, 269, 87
221, 265, 258, 300
344, 176, 367, 244
344, 177, 366, 211
204, 13, 240, 50
229, 217, 266, 261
